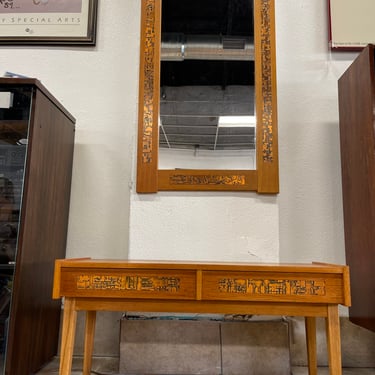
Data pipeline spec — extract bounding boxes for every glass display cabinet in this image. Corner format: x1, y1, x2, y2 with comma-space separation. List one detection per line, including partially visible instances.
0, 78, 75, 374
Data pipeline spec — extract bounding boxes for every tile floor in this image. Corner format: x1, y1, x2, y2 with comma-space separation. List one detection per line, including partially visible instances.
35, 316, 375, 375
292, 368, 375, 375
36, 357, 375, 375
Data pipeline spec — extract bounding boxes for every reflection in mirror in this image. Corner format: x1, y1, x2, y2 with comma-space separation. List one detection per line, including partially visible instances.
159, 0, 255, 170
137, 0, 278, 193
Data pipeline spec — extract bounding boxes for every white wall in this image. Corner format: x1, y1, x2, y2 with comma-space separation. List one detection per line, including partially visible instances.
129, 0, 358, 265
0, 2, 140, 259
276, 0, 358, 263
0, 1, 359, 266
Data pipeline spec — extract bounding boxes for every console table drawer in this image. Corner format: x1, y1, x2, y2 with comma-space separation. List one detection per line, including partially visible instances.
59, 269, 196, 299
201, 271, 345, 303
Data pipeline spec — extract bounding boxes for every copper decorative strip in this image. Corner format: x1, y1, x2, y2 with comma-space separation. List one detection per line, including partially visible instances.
261, 0, 274, 162
77, 275, 181, 293
218, 278, 326, 296
142, 0, 156, 164
169, 174, 246, 186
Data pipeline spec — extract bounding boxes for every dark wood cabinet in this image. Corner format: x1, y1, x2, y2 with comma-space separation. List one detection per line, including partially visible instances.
338, 44, 375, 332
0, 78, 75, 374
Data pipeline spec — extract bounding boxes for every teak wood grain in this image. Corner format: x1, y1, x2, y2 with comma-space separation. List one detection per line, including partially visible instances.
53, 259, 350, 375
136, 0, 279, 193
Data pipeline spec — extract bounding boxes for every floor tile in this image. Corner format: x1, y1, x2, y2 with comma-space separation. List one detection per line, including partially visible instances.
37, 356, 118, 374
221, 320, 290, 375
36, 357, 375, 375
120, 320, 221, 374
291, 367, 375, 375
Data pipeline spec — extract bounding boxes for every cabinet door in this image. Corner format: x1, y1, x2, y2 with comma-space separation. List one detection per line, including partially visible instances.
0, 86, 32, 373
338, 44, 375, 332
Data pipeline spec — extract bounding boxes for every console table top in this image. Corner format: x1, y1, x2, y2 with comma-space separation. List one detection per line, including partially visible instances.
54, 258, 348, 273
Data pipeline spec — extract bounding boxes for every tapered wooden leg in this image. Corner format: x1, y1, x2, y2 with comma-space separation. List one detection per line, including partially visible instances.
83, 310, 97, 375
305, 316, 318, 375
326, 305, 342, 375
59, 298, 77, 375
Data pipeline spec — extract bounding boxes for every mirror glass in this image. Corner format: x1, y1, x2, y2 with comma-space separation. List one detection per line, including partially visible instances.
159, 0, 256, 170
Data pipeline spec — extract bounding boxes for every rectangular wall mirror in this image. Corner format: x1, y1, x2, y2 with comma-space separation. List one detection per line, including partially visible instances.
137, 0, 278, 193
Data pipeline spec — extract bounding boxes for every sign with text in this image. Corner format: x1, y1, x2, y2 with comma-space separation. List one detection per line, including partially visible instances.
329, 0, 375, 49
0, 0, 97, 45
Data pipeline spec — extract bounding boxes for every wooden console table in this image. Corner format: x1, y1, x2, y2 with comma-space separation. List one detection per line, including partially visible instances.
52, 259, 351, 375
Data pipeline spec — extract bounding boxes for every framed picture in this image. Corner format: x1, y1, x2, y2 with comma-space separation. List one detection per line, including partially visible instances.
329, 0, 375, 50
0, 0, 98, 45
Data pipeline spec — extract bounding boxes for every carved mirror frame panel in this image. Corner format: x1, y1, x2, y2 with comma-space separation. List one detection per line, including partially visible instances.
137, 0, 278, 193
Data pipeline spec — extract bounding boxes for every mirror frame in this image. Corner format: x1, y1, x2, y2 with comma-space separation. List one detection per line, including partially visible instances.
137, 0, 278, 193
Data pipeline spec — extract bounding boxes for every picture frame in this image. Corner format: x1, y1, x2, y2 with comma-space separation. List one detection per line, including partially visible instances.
329, 0, 375, 50
136, 0, 279, 193
0, 0, 98, 45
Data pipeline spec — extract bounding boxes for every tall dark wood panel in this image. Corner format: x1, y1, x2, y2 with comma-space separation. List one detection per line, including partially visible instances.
338, 44, 375, 332
0, 78, 75, 374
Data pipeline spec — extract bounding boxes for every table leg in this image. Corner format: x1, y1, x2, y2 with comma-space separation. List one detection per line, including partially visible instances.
305, 316, 317, 375
326, 304, 342, 375
59, 297, 77, 375
83, 310, 97, 375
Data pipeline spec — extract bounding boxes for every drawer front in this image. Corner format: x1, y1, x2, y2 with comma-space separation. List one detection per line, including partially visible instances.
201, 271, 345, 303
59, 268, 196, 299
